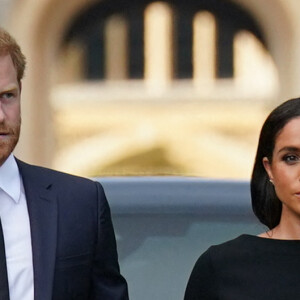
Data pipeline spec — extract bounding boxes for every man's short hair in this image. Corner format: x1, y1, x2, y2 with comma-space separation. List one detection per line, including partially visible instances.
0, 27, 26, 81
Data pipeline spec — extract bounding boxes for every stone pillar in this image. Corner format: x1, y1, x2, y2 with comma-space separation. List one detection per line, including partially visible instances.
105, 14, 128, 80
193, 11, 216, 85
144, 2, 173, 88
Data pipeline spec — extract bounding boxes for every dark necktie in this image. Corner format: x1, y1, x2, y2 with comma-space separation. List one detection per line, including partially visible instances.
0, 220, 9, 300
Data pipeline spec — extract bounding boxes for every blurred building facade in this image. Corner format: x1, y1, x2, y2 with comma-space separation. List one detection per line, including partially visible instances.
1, 0, 299, 178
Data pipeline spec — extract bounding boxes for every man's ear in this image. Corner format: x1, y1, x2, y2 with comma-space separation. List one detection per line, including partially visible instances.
263, 157, 273, 180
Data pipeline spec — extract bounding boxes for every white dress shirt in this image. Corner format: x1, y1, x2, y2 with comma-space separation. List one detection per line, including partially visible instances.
0, 154, 34, 300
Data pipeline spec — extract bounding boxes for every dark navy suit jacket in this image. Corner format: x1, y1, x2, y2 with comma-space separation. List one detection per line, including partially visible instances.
16, 159, 128, 300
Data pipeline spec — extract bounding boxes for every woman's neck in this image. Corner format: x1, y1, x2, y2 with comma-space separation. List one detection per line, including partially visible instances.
260, 208, 300, 240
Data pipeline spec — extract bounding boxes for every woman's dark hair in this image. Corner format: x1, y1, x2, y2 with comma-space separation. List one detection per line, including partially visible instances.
251, 97, 300, 229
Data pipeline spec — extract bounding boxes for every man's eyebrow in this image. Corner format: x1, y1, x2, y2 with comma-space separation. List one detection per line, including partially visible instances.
0, 86, 19, 94
278, 146, 300, 153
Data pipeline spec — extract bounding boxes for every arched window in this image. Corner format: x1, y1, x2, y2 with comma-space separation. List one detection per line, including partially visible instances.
52, 0, 278, 178
60, 0, 266, 82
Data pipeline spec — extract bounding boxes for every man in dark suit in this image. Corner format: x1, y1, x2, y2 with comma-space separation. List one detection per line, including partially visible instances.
0, 27, 128, 299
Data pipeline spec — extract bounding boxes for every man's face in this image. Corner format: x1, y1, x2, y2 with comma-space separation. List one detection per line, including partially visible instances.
0, 54, 21, 166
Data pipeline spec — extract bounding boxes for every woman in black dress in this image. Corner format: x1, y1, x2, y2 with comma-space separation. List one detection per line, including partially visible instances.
184, 98, 300, 299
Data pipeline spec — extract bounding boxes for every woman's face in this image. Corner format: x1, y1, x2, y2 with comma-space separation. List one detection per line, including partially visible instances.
263, 117, 300, 220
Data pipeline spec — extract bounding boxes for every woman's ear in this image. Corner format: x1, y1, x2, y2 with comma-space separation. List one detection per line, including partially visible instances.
263, 157, 273, 181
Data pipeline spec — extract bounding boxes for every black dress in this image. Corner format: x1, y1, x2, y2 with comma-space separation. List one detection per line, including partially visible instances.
184, 234, 300, 300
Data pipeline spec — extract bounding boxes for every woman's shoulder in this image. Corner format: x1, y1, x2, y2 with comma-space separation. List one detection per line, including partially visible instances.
185, 234, 259, 288
184, 235, 253, 299
208, 234, 255, 255
210, 233, 300, 256
192, 235, 251, 269
199, 233, 300, 270
196, 234, 269, 270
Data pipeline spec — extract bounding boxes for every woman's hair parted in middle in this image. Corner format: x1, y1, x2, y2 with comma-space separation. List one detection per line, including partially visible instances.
251, 97, 300, 229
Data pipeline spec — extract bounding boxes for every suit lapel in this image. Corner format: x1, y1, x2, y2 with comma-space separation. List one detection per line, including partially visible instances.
16, 160, 57, 300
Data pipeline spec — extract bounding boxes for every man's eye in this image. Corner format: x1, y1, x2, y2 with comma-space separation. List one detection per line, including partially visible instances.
2, 93, 14, 99
0, 92, 16, 102
283, 155, 300, 164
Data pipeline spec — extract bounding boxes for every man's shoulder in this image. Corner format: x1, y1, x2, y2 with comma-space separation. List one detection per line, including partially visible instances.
16, 158, 98, 187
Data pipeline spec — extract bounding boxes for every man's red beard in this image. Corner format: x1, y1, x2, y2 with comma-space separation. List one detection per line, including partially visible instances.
0, 118, 21, 166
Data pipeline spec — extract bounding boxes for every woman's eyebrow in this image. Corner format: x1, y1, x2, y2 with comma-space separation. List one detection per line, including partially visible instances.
278, 146, 300, 153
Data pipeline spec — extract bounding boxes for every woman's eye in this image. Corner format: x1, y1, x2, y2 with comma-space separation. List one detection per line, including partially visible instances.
283, 155, 300, 164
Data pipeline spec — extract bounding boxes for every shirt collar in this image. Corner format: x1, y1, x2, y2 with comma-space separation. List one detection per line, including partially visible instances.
0, 154, 21, 203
